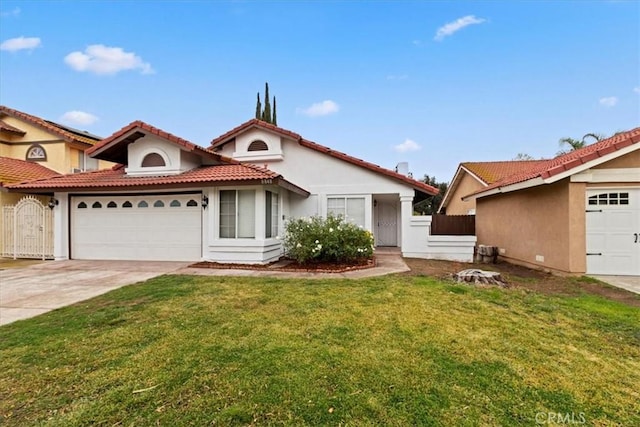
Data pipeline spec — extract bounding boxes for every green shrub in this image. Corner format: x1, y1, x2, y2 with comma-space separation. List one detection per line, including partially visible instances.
283, 214, 374, 264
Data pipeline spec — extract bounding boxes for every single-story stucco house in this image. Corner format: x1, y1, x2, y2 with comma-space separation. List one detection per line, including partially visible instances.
7, 118, 473, 264
440, 128, 640, 276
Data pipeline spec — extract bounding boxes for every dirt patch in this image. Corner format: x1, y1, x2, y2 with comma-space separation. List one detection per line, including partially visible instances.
402, 258, 640, 308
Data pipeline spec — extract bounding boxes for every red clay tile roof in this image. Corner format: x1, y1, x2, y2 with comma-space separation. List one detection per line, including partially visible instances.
6, 163, 309, 196
210, 119, 439, 196
467, 127, 640, 198
462, 160, 550, 185
87, 120, 232, 165
0, 156, 60, 186
0, 106, 101, 146
0, 119, 26, 135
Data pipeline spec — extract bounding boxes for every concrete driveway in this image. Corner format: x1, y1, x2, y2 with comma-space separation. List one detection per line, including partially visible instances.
590, 275, 640, 295
0, 260, 189, 326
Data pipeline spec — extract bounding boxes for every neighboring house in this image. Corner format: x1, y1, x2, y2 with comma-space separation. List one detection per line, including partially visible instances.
447, 128, 640, 276
0, 106, 115, 258
0, 106, 112, 175
7, 119, 444, 263
439, 160, 548, 215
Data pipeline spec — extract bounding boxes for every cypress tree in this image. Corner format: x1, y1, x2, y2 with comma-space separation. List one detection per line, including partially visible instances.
272, 96, 277, 126
263, 82, 271, 123
255, 92, 262, 120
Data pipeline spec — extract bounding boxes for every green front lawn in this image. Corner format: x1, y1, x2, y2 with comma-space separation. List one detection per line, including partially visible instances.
1, 275, 638, 426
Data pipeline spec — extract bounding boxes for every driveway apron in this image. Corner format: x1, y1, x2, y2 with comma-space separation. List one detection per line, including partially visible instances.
0, 260, 189, 326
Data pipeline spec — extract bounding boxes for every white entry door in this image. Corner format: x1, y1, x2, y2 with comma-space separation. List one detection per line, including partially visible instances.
71, 193, 202, 261
586, 189, 640, 276
376, 200, 398, 247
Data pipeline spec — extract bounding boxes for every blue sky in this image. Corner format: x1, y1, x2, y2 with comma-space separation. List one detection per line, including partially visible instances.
1, 1, 638, 181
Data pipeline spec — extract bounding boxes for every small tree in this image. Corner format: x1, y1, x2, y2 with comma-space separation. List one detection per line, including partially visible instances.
262, 82, 272, 123
413, 175, 448, 215
255, 93, 262, 120
272, 96, 277, 126
255, 82, 277, 125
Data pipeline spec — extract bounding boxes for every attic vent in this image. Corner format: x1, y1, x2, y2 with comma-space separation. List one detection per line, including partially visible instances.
141, 152, 166, 167
248, 140, 269, 152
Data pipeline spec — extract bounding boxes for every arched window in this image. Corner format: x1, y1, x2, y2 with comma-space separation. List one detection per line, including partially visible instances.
186, 199, 198, 207
122, 201, 133, 208
26, 144, 47, 161
77, 202, 87, 209
153, 200, 165, 208
92, 201, 102, 209
247, 140, 269, 152
170, 200, 181, 207
141, 152, 166, 167
107, 201, 118, 208
138, 201, 148, 208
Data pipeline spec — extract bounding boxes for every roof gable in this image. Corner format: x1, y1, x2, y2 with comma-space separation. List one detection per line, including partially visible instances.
87, 120, 233, 166
210, 119, 438, 196
0, 106, 101, 146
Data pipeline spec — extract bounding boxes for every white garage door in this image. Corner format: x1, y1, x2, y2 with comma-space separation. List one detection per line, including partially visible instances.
586, 189, 640, 276
71, 193, 202, 261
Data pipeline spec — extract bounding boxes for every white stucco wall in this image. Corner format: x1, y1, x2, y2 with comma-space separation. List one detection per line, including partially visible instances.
126, 136, 201, 176
217, 134, 414, 240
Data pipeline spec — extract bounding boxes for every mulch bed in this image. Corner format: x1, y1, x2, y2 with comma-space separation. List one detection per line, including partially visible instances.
189, 257, 376, 273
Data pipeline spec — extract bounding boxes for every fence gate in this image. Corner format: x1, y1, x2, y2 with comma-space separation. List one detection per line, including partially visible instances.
2, 196, 54, 259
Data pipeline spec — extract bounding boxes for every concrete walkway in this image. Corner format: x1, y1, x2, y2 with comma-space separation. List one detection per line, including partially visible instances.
590, 275, 640, 295
0, 260, 189, 326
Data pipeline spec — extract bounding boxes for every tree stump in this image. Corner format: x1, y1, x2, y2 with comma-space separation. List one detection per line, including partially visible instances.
475, 245, 498, 263
454, 269, 507, 287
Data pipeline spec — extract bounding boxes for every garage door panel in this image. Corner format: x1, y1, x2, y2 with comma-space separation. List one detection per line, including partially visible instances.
72, 194, 202, 262
586, 188, 639, 276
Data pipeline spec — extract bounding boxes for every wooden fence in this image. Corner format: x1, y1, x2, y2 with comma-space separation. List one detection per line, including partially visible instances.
430, 214, 475, 236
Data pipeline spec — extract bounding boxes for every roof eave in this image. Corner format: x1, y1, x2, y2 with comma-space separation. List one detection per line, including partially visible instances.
462, 177, 545, 201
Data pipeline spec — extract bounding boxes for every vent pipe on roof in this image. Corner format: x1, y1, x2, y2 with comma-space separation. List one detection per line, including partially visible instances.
395, 162, 409, 176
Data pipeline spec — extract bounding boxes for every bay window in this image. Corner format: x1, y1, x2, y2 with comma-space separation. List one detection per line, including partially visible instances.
219, 190, 255, 238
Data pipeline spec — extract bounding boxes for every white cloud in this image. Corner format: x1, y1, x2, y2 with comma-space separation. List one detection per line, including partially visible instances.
633, 87, 640, 94
394, 139, 421, 153
60, 111, 99, 126
0, 36, 41, 52
599, 96, 618, 107
297, 100, 340, 117
64, 44, 154, 75
434, 15, 486, 41
1, 7, 20, 17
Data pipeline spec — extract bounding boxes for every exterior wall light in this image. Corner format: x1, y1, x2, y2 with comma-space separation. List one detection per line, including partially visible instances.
202, 195, 209, 209
48, 197, 59, 209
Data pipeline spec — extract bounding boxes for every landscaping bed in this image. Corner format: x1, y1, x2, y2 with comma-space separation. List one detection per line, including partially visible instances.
190, 257, 376, 273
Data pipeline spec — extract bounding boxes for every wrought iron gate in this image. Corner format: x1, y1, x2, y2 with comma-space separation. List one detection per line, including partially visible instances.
2, 196, 54, 259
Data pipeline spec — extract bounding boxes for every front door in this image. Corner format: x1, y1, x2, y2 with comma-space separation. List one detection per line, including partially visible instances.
376, 200, 397, 246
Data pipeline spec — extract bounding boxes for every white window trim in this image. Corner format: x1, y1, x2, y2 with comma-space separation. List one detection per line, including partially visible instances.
325, 195, 368, 228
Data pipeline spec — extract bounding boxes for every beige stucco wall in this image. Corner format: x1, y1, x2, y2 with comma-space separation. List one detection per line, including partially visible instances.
476, 178, 586, 273
592, 149, 639, 169
446, 172, 485, 215
476, 150, 639, 274
1, 115, 114, 173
